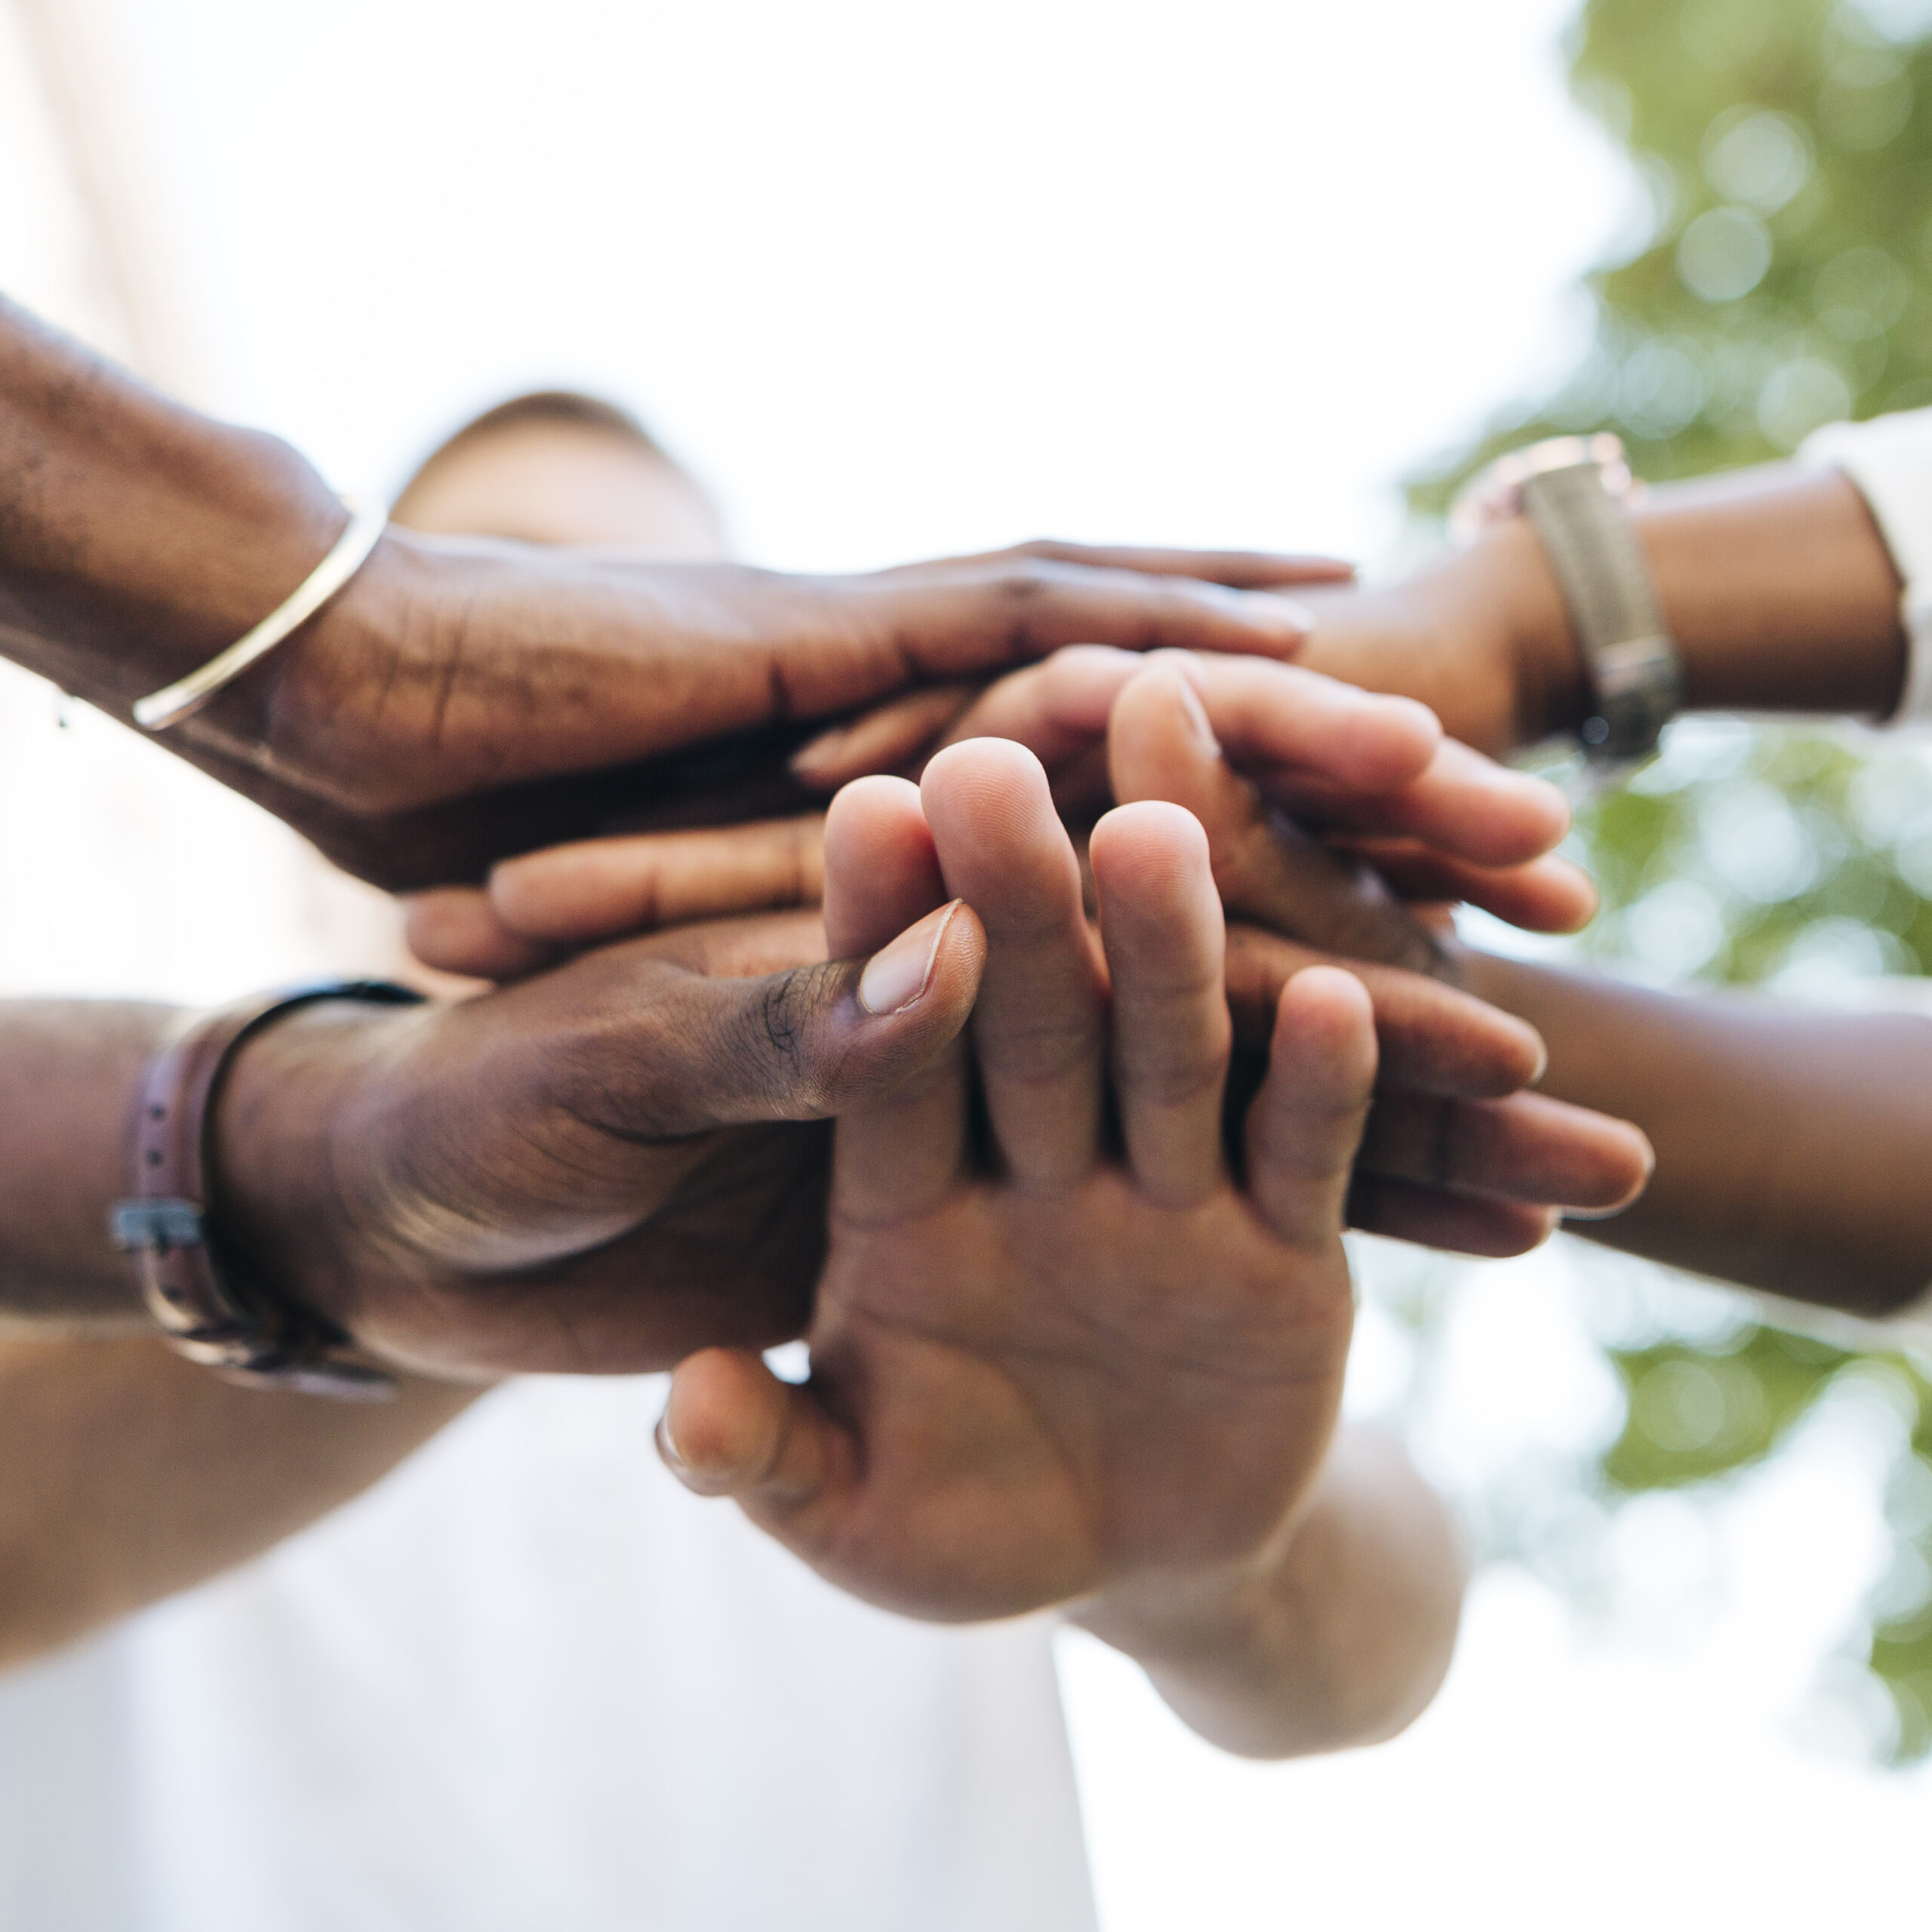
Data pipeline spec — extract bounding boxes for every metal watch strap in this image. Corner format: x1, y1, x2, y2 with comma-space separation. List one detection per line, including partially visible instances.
111, 980, 423, 1399
1517, 461, 1683, 763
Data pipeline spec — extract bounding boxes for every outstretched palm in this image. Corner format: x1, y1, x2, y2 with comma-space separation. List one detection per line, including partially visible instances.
663, 737, 1377, 1622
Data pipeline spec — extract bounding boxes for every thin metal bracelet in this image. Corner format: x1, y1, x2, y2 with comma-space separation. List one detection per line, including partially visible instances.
132, 498, 388, 731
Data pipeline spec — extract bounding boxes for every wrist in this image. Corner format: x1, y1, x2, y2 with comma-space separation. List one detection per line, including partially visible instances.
1069, 1490, 1310, 1676
209, 999, 428, 1351
1463, 516, 1589, 749
0, 306, 346, 717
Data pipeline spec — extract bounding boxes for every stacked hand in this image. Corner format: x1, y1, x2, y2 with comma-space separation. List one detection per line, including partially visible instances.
657, 739, 1469, 1754
657, 738, 1374, 1621
408, 651, 1652, 1262
195, 534, 1355, 890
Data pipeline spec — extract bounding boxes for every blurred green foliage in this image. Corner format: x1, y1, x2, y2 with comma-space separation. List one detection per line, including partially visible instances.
1412, 0, 1932, 1758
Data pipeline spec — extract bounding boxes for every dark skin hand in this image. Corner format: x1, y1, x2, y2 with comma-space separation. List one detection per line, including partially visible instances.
214, 905, 988, 1380
0, 297, 1353, 890
0, 903, 983, 1376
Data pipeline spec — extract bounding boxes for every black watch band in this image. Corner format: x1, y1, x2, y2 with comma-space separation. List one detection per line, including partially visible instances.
109, 980, 425, 1400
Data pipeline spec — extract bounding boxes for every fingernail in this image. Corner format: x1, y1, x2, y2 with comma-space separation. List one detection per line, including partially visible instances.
858, 901, 958, 1014
789, 725, 848, 780
1246, 591, 1315, 630
654, 1408, 689, 1476
1174, 675, 1222, 758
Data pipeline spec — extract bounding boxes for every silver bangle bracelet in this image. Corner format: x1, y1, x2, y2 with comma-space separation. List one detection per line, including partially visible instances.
132, 497, 388, 731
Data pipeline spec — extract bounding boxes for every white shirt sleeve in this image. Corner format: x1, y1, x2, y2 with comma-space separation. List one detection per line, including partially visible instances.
1746, 1285, 1932, 1362
1801, 408, 1932, 727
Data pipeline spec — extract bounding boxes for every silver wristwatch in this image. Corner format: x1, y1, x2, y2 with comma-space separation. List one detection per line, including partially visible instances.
1452, 433, 1683, 764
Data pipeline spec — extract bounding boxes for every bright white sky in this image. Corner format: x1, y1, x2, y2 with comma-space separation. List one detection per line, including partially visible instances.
103, 0, 1630, 568
16, 0, 1932, 1920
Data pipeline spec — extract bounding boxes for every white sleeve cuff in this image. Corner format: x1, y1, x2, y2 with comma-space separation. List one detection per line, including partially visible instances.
1801, 408, 1932, 728
1746, 1283, 1932, 1361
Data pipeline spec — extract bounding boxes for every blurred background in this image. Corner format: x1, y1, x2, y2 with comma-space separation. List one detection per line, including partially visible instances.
6, 0, 1932, 1924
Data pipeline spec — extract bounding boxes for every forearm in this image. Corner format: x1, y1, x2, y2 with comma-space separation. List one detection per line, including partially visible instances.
1296, 463, 1907, 757
1462, 949, 1932, 1310
0, 1334, 475, 1670
1629, 463, 1906, 721
0, 1000, 177, 1321
0, 296, 346, 721
1509, 462, 1908, 734
1073, 1427, 1464, 1758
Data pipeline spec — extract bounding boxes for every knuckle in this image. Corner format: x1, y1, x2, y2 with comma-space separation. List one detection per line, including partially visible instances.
995, 558, 1064, 601
736, 961, 851, 1117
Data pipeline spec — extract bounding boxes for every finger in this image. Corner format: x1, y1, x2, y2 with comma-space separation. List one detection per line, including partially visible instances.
1358, 1091, 1654, 1213
1263, 737, 1571, 868
1107, 659, 1451, 978
821, 777, 946, 954
488, 817, 826, 945
402, 888, 563, 980
1164, 652, 1442, 795
925, 645, 1143, 818
822, 776, 973, 1220
1346, 1179, 1558, 1257
921, 738, 1106, 1189
631, 906, 827, 980
821, 553, 1317, 696
1244, 965, 1378, 1251
787, 684, 980, 791
1088, 802, 1231, 1210
936, 645, 1145, 766
659, 1347, 851, 1514
552, 903, 985, 1139
1334, 839, 1599, 934
991, 539, 1357, 590
1224, 925, 1545, 1100
556, 552, 1321, 795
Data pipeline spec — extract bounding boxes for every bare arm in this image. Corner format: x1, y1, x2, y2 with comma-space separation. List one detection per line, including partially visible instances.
1294, 463, 1909, 757
1073, 1426, 1463, 1758
1462, 949, 1932, 1313
0, 1007, 476, 1666
0, 900, 984, 1666
0, 1001, 165, 1323
0, 1337, 475, 1670
0, 296, 1331, 890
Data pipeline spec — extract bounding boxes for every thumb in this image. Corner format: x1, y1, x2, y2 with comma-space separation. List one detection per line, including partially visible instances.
657, 1349, 861, 1574
582, 899, 987, 1139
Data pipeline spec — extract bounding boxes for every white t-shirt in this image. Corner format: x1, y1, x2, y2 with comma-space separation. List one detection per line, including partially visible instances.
0, 1375, 1097, 1931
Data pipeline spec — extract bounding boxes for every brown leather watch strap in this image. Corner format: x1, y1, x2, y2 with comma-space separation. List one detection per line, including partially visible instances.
110, 981, 423, 1399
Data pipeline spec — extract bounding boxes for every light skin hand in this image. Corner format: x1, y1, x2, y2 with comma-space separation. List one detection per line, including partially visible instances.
1100, 660, 1651, 1255
654, 738, 1462, 1755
